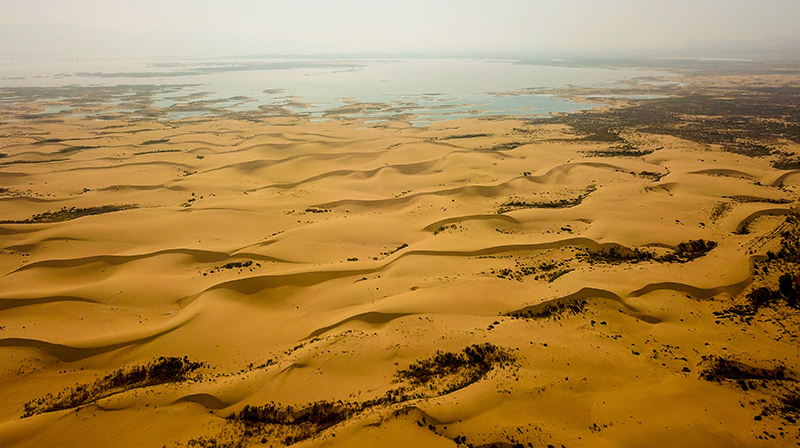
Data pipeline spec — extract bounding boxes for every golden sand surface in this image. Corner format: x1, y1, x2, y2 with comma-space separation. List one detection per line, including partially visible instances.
1, 78, 800, 447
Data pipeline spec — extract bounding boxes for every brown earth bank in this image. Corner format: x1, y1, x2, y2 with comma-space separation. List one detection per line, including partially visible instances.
1, 66, 800, 447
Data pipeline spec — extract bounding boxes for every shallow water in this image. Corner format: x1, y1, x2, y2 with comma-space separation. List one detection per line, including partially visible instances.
0, 57, 673, 124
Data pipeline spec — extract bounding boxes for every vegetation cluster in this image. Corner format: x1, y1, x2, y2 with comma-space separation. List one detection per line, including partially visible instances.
717, 216, 800, 320
583, 239, 717, 264
700, 356, 788, 386
480, 142, 524, 151
141, 138, 170, 145
395, 343, 514, 387
509, 299, 588, 320
433, 134, 490, 141
497, 187, 595, 213
555, 86, 800, 155
1, 205, 136, 224
490, 259, 573, 283
218, 344, 514, 446
22, 357, 203, 418
700, 355, 800, 423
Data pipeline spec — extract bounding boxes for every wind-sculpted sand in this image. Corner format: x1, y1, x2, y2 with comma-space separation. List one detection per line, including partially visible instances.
1, 83, 800, 448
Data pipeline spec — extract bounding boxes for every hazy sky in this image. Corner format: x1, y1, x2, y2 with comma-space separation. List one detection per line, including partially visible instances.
1, 0, 798, 57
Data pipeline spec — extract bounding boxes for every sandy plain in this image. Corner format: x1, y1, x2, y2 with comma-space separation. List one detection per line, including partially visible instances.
1, 70, 800, 448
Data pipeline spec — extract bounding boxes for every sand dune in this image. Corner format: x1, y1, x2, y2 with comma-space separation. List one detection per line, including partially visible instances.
627, 277, 752, 299
689, 168, 757, 179
0, 296, 97, 311
9, 248, 286, 274
305, 312, 412, 339
733, 207, 796, 233
0, 336, 157, 363
771, 169, 800, 186
422, 214, 520, 231
1, 90, 799, 448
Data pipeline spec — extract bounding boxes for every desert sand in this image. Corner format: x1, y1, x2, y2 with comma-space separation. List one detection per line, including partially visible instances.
1, 71, 800, 448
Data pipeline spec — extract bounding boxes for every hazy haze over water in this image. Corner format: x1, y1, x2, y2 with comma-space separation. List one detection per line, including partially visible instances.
1, 0, 799, 58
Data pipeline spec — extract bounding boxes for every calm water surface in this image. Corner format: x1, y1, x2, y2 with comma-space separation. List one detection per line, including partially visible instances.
0, 58, 674, 125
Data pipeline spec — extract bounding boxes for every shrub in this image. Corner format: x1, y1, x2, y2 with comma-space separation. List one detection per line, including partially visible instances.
22, 356, 203, 417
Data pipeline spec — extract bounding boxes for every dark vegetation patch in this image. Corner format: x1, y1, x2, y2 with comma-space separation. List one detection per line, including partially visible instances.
435, 133, 490, 140
700, 356, 789, 386
716, 216, 800, 321
728, 196, 791, 205
574, 129, 657, 157
396, 343, 514, 389
577, 128, 626, 143
584, 146, 655, 157
186, 436, 238, 448
17, 115, 63, 122
380, 243, 408, 257
22, 357, 204, 418
659, 239, 719, 262
638, 170, 667, 181
760, 390, 800, 424
134, 149, 181, 155
772, 155, 800, 171
700, 356, 800, 424
748, 281, 798, 311
497, 187, 595, 213
433, 223, 460, 235
490, 260, 573, 283
219, 344, 514, 446
304, 207, 330, 214
58, 145, 97, 154
1, 205, 137, 224
553, 86, 800, 154
724, 142, 773, 157
205, 260, 259, 275
0, 158, 67, 166
509, 299, 587, 320
479, 142, 525, 151
141, 138, 170, 145
772, 215, 800, 263
231, 401, 354, 445
581, 239, 717, 264
221, 260, 254, 270
582, 246, 655, 263
716, 276, 800, 321
710, 202, 733, 221
541, 268, 574, 283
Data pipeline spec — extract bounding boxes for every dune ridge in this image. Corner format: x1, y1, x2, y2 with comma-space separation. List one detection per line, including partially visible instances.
304, 312, 412, 339
312, 161, 623, 209
0, 296, 97, 311
9, 248, 289, 274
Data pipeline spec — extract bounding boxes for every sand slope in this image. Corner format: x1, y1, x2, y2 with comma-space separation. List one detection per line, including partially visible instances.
1, 104, 799, 447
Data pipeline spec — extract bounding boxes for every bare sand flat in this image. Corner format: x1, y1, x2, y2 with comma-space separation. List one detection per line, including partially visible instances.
1, 73, 800, 447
